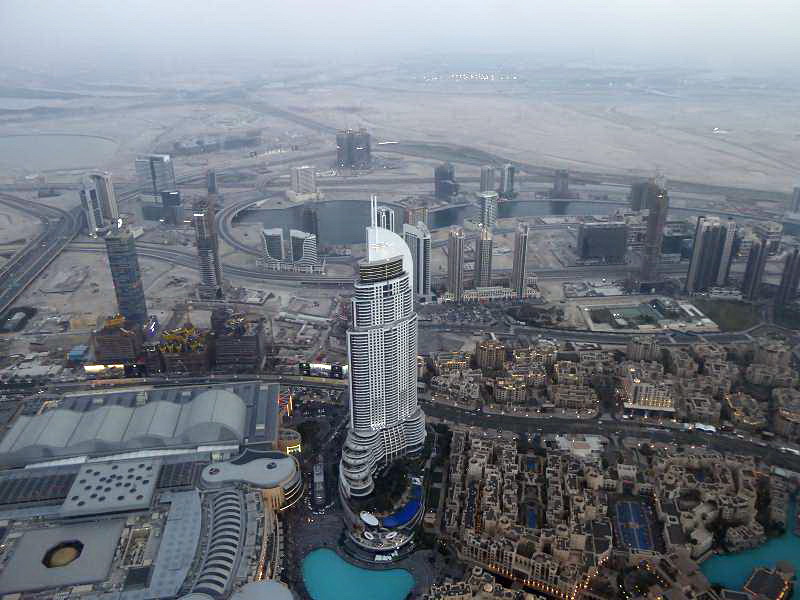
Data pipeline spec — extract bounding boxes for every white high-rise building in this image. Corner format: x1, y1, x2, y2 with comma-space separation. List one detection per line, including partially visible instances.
290, 166, 317, 194
80, 172, 118, 234
376, 203, 395, 232
339, 197, 426, 498
289, 229, 318, 266
135, 154, 176, 196
403, 221, 432, 301
478, 191, 498, 229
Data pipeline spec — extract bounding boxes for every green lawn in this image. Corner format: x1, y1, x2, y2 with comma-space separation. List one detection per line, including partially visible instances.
693, 298, 760, 332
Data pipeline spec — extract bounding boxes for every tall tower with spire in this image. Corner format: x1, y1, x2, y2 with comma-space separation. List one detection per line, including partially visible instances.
339, 195, 426, 498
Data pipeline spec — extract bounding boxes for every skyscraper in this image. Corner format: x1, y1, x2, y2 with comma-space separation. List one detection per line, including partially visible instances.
474, 226, 493, 287
336, 129, 371, 169
790, 186, 800, 213
135, 154, 176, 196
685, 216, 737, 294
776, 247, 800, 307
577, 222, 628, 263
499, 164, 516, 198
160, 190, 183, 226
716, 220, 738, 286
404, 204, 428, 227
207, 169, 218, 195
741, 237, 767, 301
104, 224, 148, 324
510, 223, 530, 299
376, 204, 395, 232
434, 162, 459, 199
339, 196, 426, 498
478, 190, 498, 229
291, 165, 317, 194
262, 228, 285, 263
630, 180, 662, 212
447, 227, 465, 302
639, 184, 669, 286
80, 180, 105, 235
289, 229, 318, 266
403, 221, 432, 301
80, 172, 118, 234
193, 197, 224, 299
480, 166, 496, 193
553, 169, 570, 198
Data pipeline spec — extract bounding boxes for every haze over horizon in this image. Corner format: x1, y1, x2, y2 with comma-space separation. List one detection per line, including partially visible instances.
1, 0, 800, 76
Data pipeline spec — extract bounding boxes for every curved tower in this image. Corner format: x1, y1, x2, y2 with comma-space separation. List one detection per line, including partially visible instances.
339, 195, 426, 498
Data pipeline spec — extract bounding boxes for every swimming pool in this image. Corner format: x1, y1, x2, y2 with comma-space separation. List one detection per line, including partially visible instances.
701, 498, 799, 598
302, 548, 415, 600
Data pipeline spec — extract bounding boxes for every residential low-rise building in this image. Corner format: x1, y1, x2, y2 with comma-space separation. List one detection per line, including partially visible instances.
725, 392, 767, 431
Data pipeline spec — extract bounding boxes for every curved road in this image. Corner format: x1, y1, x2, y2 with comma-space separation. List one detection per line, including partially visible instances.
0, 193, 82, 316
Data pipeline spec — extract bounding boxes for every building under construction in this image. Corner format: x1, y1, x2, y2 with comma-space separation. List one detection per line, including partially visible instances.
91, 315, 143, 364
146, 324, 210, 375
211, 308, 267, 373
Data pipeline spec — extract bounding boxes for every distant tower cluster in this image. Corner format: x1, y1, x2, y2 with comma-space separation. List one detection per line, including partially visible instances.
639, 182, 670, 288
510, 223, 530, 299
499, 164, 516, 198
80, 172, 118, 235
776, 247, 800, 307
447, 227, 465, 302
104, 223, 148, 324
434, 162, 459, 199
375, 204, 395, 232
478, 191, 498, 229
193, 196, 224, 300
741, 237, 767, 301
474, 226, 493, 287
336, 129, 371, 169
403, 221, 432, 301
480, 166, 496, 193
685, 216, 737, 294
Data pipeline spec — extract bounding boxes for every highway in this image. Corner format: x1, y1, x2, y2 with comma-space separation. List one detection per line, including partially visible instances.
62, 240, 690, 286
419, 321, 753, 346
419, 398, 800, 472
0, 193, 82, 316
39, 371, 800, 474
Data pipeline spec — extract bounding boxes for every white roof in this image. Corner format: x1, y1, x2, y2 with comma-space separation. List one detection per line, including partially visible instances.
0, 390, 247, 465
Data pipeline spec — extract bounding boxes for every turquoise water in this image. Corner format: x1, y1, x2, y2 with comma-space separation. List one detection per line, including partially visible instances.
302, 548, 415, 600
701, 498, 799, 598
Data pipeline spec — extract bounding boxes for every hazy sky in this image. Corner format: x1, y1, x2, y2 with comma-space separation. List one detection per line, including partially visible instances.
1, 0, 799, 74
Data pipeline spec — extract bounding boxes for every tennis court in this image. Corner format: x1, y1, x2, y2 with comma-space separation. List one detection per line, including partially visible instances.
615, 501, 654, 551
